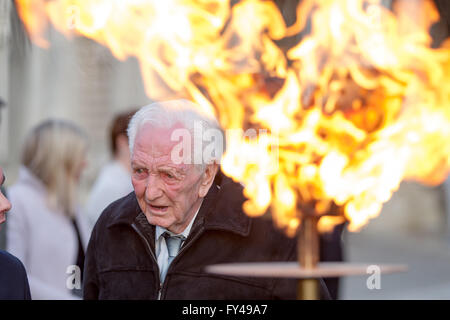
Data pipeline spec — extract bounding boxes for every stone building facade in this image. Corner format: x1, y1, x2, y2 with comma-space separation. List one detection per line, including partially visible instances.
2, 2, 151, 200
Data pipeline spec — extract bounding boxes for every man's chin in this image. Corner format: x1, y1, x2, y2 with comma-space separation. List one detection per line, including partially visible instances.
145, 213, 171, 228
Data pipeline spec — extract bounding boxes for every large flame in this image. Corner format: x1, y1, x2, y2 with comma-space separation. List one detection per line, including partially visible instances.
16, 0, 450, 234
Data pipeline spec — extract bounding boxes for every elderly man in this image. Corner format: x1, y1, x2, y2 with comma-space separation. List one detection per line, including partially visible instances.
0, 166, 31, 299
84, 99, 330, 299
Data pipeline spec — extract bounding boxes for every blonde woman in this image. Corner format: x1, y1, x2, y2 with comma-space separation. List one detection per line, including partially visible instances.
7, 119, 90, 299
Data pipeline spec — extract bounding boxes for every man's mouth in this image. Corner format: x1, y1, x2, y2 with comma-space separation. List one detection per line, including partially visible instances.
148, 204, 169, 214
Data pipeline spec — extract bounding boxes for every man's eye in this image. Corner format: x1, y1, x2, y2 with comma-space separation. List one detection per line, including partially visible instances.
133, 168, 147, 176
163, 172, 175, 180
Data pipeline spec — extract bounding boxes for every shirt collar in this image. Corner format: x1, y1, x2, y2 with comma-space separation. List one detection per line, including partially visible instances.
155, 200, 203, 240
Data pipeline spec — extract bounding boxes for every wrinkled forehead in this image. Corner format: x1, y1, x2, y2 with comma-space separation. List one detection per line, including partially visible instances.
134, 122, 187, 150
132, 122, 194, 169
137, 121, 188, 143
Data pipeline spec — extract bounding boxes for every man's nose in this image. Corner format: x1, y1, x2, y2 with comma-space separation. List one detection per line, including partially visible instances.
145, 174, 163, 200
0, 193, 11, 214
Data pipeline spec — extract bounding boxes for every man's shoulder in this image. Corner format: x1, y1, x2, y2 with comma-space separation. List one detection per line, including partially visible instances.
0, 250, 31, 300
0, 250, 27, 276
212, 173, 295, 246
213, 173, 246, 210
252, 216, 296, 244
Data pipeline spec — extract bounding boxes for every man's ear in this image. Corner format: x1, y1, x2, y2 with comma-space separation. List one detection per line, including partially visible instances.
198, 163, 219, 198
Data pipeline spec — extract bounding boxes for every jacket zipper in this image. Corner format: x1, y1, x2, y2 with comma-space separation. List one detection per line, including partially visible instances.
158, 226, 205, 299
131, 223, 162, 299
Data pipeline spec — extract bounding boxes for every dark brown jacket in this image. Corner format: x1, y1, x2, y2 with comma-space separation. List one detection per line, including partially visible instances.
83, 174, 331, 299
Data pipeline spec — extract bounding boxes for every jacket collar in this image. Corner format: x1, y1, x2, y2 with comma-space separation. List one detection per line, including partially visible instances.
106, 171, 251, 237
106, 192, 142, 229
197, 173, 251, 237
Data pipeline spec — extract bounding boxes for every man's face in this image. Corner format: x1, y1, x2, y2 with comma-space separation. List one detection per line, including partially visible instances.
131, 123, 216, 234
0, 167, 12, 226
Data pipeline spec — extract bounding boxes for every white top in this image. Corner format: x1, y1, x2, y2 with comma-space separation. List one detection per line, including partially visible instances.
6, 167, 90, 300
84, 160, 133, 230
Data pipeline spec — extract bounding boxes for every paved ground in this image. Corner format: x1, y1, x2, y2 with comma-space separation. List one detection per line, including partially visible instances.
339, 228, 450, 299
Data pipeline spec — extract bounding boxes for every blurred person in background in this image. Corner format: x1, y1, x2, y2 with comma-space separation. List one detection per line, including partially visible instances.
84, 109, 137, 230
6, 119, 90, 299
0, 165, 31, 299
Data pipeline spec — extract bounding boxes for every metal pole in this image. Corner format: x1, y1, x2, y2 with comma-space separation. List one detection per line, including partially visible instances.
297, 215, 320, 300
444, 177, 450, 242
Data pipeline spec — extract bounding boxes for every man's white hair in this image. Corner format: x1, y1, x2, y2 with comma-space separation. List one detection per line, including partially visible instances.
127, 99, 224, 169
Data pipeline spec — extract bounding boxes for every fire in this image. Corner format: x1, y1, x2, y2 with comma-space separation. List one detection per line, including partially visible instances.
16, 0, 450, 234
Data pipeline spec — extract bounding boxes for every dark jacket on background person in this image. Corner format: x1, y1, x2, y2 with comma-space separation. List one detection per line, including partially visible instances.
84, 173, 331, 300
0, 250, 31, 300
